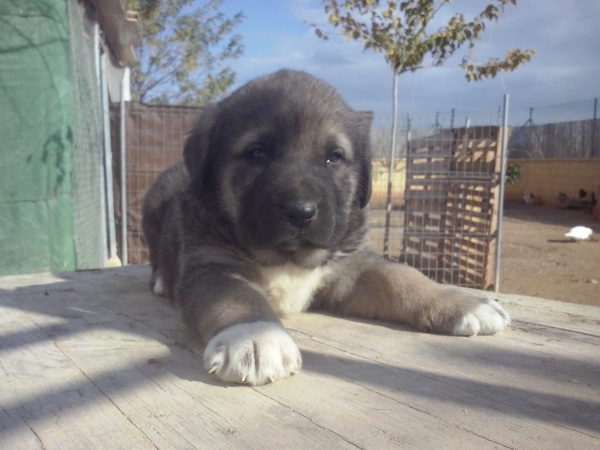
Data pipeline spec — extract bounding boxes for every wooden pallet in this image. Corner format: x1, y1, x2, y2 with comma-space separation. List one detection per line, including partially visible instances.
402, 127, 505, 289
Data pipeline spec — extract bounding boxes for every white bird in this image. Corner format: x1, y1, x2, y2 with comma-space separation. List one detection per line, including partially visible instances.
565, 226, 593, 242
523, 192, 534, 206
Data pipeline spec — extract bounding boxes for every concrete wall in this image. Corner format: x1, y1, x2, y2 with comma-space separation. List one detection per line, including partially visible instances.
371, 159, 407, 208
504, 159, 600, 204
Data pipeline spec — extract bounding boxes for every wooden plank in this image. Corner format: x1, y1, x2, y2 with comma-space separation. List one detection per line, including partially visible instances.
55, 335, 356, 449
0, 294, 156, 450
285, 313, 600, 448
491, 292, 600, 337
0, 270, 373, 449
0, 408, 44, 450
254, 343, 500, 449
2, 266, 599, 449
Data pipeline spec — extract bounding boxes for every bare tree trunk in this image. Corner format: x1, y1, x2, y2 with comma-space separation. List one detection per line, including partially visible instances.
383, 70, 399, 259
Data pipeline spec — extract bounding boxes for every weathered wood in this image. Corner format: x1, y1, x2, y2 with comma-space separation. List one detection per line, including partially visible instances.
286, 313, 600, 448
1, 266, 599, 449
402, 127, 502, 289
0, 293, 156, 450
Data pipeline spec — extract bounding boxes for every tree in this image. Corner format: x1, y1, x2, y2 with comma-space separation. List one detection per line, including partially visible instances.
127, 0, 244, 105
314, 0, 535, 257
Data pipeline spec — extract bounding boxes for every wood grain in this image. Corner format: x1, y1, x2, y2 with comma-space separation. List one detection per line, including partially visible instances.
1, 266, 599, 449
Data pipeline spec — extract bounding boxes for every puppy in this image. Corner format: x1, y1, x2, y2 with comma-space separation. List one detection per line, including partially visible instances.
143, 70, 510, 385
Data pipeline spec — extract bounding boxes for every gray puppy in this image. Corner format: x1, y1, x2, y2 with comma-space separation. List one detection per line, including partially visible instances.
142, 70, 510, 385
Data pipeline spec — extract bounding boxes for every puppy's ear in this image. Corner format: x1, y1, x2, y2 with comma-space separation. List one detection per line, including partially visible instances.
356, 111, 374, 209
183, 105, 218, 183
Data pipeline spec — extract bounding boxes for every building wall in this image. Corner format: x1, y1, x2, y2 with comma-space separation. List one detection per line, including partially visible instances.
504, 159, 600, 204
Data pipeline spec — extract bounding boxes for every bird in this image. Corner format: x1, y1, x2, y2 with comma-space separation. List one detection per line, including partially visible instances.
565, 226, 593, 242
523, 192, 538, 206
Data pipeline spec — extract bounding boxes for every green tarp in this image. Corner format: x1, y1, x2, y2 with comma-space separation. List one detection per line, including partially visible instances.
0, 0, 76, 275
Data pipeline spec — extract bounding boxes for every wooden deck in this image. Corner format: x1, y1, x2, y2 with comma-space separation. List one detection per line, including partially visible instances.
1, 265, 599, 449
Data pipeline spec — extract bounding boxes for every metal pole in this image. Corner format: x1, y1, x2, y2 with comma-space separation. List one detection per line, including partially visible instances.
406, 113, 412, 154
120, 80, 128, 266
494, 94, 510, 293
592, 97, 598, 158
100, 52, 119, 266
383, 71, 399, 258
95, 28, 109, 267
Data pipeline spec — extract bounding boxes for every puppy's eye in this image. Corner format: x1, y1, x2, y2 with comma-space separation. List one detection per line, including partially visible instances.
326, 150, 344, 164
245, 144, 268, 161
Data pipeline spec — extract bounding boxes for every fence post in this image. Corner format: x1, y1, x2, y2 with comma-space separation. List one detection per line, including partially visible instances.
592, 97, 598, 158
383, 71, 400, 258
100, 52, 119, 266
399, 113, 411, 264
494, 94, 510, 293
406, 112, 412, 155
120, 81, 128, 266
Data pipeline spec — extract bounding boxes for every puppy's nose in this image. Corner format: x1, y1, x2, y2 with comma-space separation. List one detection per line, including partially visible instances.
283, 201, 317, 228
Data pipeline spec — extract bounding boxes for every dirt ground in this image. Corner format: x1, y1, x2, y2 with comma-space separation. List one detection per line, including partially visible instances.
499, 202, 600, 306
369, 203, 599, 306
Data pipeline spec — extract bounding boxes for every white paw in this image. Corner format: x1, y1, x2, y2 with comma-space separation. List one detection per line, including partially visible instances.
452, 299, 511, 336
152, 276, 165, 296
204, 321, 302, 385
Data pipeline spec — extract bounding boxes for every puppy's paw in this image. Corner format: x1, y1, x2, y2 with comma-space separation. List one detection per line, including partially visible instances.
417, 290, 511, 336
149, 273, 165, 297
451, 297, 511, 336
203, 321, 302, 385
152, 276, 165, 296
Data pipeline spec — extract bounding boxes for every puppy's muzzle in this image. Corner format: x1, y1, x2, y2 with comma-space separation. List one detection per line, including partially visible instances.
282, 200, 317, 229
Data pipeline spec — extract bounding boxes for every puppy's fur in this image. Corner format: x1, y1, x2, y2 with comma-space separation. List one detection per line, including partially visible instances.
143, 70, 510, 385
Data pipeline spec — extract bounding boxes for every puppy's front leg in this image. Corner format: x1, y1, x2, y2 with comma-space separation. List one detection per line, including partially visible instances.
176, 264, 302, 385
324, 250, 510, 336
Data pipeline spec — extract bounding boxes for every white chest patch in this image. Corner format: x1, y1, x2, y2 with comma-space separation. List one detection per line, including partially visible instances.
258, 263, 331, 314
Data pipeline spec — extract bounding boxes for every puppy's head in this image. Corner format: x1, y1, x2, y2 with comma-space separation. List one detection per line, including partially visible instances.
184, 70, 373, 265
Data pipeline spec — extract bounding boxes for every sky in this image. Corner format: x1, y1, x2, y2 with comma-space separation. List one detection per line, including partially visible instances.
217, 0, 600, 127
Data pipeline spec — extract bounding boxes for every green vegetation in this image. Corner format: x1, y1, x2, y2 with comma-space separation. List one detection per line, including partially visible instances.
127, 0, 244, 105
505, 163, 521, 185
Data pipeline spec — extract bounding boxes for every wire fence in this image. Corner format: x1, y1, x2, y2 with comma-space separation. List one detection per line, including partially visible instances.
111, 97, 598, 290
114, 105, 506, 290
111, 103, 200, 265
374, 98, 600, 160
508, 99, 599, 159
510, 98, 598, 126
369, 114, 504, 289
